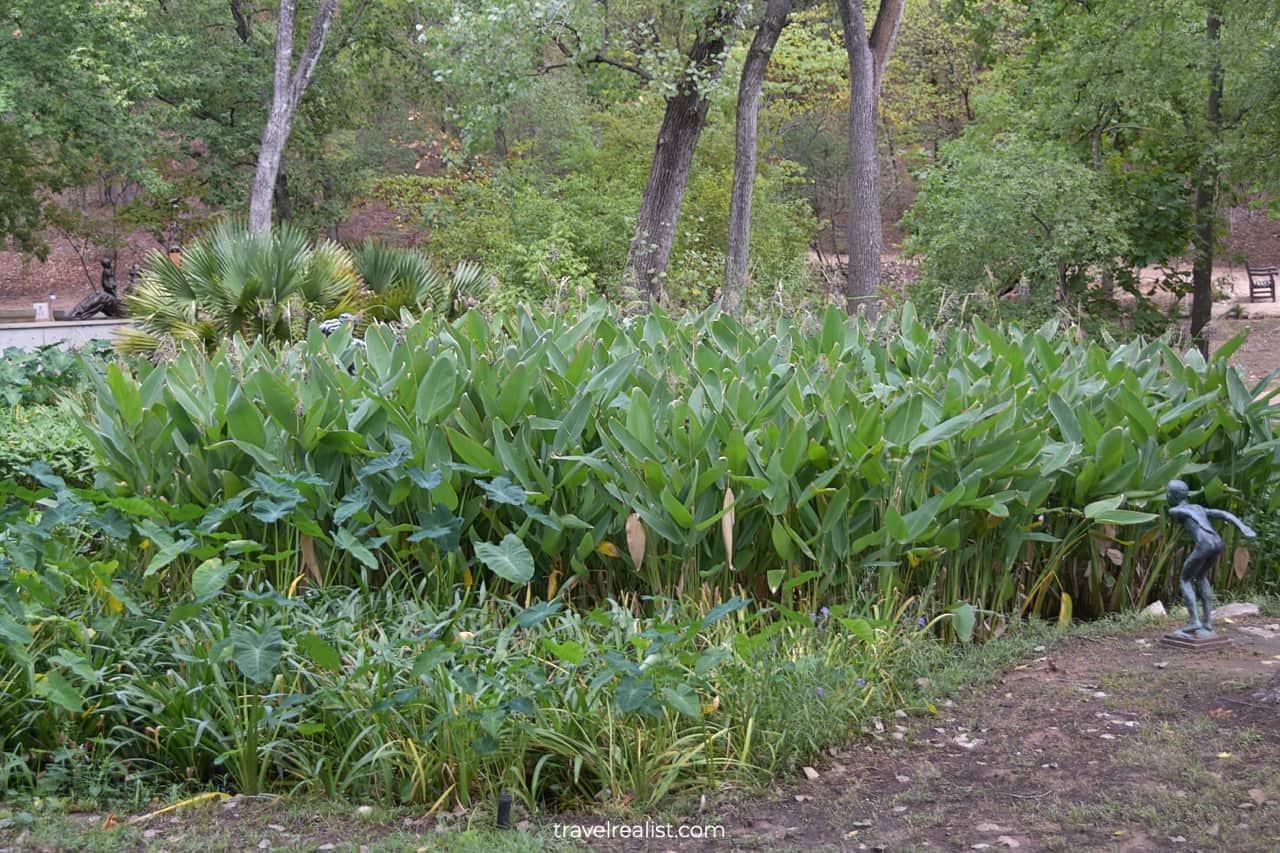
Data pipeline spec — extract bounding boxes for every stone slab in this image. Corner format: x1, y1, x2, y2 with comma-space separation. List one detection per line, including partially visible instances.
1159, 632, 1233, 651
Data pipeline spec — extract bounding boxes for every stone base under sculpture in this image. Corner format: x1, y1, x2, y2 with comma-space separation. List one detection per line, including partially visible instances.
1159, 631, 1232, 651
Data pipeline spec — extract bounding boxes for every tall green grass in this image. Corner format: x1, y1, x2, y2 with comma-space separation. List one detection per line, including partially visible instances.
85, 302, 1279, 619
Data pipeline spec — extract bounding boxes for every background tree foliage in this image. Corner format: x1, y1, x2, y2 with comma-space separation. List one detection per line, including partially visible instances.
3, 0, 1280, 321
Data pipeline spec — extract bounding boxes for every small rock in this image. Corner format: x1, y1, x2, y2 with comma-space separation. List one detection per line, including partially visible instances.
916, 677, 932, 689
893, 805, 908, 813
1093, 691, 1108, 699
975, 822, 1005, 832
972, 845, 992, 850
871, 717, 885, 733
1238, 802, 1256, 810
1216, 602, 1259, 618
1168, 837, 1186, 844
1154, 661, 1168, 669
894, 709, 908, 719
356, 805, 374, 818
267, 824, 285, 832
954, 735, 983, 751
850, 819, 872, 828
1249, 788, 1267, 804
516, 820, 531, 832
795, 795, 813, 803
257, 842, 270, 851
892, 731, 906, 741
802, 766, 820, 781
143, 830, 162, 840
997, 836, 1021, 848
1033, 645, 1046, 652
1140, 601, 1167, 618
318, 846, 336, 851
895, 775, 912, 783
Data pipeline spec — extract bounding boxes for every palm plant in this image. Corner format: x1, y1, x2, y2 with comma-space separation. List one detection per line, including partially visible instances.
352, 240, 488, 323
118, 221, 362, 354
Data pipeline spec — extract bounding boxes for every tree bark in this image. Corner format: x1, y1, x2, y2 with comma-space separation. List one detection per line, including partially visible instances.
1190, 0, 1223, 356
622, 3, 740, 309
721, 0, 792, 316
230, 0, 254, 44
248, 0, 339, 235
834, 0, 905, 321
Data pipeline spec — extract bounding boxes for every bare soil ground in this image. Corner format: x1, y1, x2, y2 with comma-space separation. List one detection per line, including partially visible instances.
4, 613, 1277, 852
674, 614, 1280, 853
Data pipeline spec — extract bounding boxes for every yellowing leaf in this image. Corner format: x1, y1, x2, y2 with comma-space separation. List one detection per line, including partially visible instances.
702, 695, 721, 714
1233, 547, 1249, 580
625, 512, 646, 570
595, 540, 621, 558
299, 534, 321, 584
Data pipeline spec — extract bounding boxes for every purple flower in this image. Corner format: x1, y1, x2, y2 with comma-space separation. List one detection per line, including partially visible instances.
917, 616, 927, 627
810, 612, 818, 623
816, 687, 825, 697
820, 606, 830, 617
857, 678, 866, 687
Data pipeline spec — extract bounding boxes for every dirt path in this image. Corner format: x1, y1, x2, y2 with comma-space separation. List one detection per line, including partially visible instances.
672, 615, 1280, 853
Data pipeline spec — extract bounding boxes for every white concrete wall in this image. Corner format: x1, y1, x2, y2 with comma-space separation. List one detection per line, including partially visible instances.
0, 319, 132, 350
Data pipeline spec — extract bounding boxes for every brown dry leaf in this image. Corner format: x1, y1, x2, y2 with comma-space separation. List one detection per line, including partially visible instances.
101, 814, 118, 830
299, 534, 321, 584
1208, 707, 1234, 719
625, 512, 645, 570
722, 488, 736, 571
1233, 546, 1249, 580
1105, 547, 1124, 566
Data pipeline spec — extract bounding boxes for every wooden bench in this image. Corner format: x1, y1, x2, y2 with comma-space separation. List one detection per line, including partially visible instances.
1247, 264, 1277, 302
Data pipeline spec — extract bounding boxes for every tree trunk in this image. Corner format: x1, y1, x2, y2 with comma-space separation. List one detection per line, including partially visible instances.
721, 0, 792, 316
1190, 0, 1223, 356
1092, 124, 1116, 301
622, 4, 740, 309
834, 0, 905, 321
248, 0, 339, 235
273, 169, 294, 224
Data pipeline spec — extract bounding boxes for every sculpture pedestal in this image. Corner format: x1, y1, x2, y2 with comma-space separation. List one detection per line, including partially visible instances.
1159, 632, 1232, 651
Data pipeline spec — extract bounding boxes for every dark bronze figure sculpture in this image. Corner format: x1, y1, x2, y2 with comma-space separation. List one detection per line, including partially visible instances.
1165, 479, 1255, 639
69, 258, 128, 320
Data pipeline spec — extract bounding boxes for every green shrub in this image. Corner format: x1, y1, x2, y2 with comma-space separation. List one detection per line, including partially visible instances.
351, 240, 488, 323
373, 99, 817, 311
82, 303, 1280, 624
120, 220, 363, 354
0, 402, 92, 486
0, 478, 913, 807
0, 343, 110, 407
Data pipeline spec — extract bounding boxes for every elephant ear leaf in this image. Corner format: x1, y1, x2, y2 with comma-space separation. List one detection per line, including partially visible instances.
951, 603, 976, 644
231, 626, 284, 685
474, 535, 535, 585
